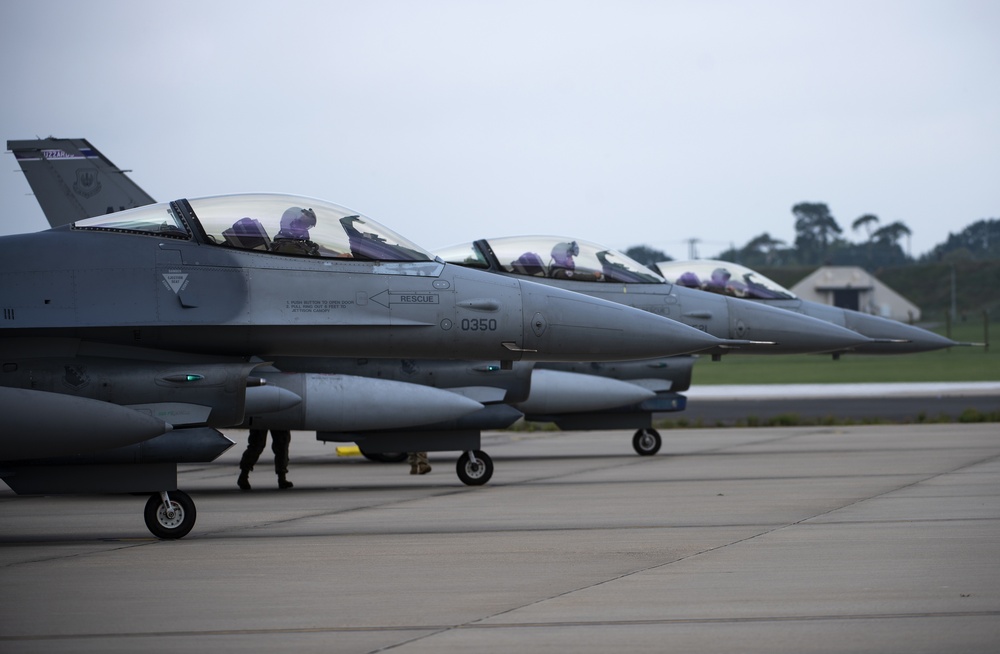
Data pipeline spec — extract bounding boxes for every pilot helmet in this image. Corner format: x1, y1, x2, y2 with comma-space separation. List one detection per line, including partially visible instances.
711, 267, 731, 283
551, 240, 580, 266
280, 207, 317, 238
677, 271, 701, 287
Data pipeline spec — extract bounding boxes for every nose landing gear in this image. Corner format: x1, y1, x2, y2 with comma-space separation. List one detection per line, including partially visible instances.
456, 450, 493, 486
143, 490, 197, 539
632, 428, 662, 456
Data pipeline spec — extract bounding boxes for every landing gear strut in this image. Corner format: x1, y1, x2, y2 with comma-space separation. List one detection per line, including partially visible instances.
143, 490, 197, 539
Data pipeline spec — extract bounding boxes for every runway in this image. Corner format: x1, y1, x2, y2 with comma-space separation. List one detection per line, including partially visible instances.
678, 382, 1000, 425
1, 423, 999, 653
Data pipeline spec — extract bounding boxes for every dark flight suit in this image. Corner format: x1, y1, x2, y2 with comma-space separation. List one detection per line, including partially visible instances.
238, 429, 293, 489
270, 237, 319, 256
236, 228, 315, 491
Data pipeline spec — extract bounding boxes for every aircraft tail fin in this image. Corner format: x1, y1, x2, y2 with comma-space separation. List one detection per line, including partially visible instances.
7, 137, 157, 227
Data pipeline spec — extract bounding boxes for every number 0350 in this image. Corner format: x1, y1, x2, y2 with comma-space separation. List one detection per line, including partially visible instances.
460, 318, 497, 331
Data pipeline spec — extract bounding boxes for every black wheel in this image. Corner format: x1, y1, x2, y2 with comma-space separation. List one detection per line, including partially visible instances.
360, 450, 408, 463
456, 450, 493, 486
632, 428, 662, 456
143, 490, 196, 539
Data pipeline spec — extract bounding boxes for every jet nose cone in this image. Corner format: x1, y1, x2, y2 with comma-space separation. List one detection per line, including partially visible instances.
845, 313, 959, 353
725, 298, 873, 353
517, 280, 723, 361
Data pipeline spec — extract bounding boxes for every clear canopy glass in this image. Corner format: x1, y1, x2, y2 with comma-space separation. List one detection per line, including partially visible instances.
656, 259, 796, 300
72, 203, 187, 236
437, 236, 664, 283
73, 193, 435, 262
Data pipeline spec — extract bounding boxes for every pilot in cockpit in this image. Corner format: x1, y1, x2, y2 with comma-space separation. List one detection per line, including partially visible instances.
270, 207, 320, 256
706, 267, 747, 297
677, 271, 701, 288
549, 241, 580, 278
550, 240, 601, 281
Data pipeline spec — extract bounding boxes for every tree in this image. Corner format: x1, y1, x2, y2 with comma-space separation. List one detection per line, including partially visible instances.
792, 202, 842, 264
624, 244, 672, 267
923, 218, 1000, 261
743, 232, 786, 266
852, 214, 879, 241
873, 221, 911, 246
873, 221, 912, 259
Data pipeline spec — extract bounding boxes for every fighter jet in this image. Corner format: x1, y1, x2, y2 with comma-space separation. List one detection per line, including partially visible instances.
3, 138, 869, 480
0, 188, 726, 537
511, 252, 967, 455
5, 138, 663, 484
295, 237, 874, 464
429, 236, 878, 455
5, 138, 864, 356
201, 234, 866, 480
4, 138, 743, 493
436, 236, 873, 357
655, 259, 961, 354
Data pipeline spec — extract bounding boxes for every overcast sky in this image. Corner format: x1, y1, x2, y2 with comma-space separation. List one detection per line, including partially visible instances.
1, 0, 997, 258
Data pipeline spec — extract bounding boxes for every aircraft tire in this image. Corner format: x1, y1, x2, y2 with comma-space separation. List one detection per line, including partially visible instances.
360, 450, 408, 463
143, 490, 197, 539
632, 428, 662, 456
456, 450, 493, 486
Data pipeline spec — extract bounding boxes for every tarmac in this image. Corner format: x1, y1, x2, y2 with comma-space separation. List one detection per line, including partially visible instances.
1, 422, 999, 653
679, 381, 1000, 425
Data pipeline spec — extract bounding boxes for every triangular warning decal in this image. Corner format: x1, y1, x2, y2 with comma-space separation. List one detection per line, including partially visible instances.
162, 273, 188, 294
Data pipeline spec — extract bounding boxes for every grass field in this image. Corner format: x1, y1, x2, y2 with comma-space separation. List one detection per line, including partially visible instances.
692, 322, 998, 385
508, 323, 998, 431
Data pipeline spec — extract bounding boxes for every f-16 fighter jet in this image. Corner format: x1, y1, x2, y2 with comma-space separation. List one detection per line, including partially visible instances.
430, 236, 875, 455
4, 138, 871, 489
0, 191, 724, 538
655, 259, 962, 354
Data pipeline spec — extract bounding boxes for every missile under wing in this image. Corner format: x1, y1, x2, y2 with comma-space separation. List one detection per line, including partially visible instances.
655, 259, 961, 354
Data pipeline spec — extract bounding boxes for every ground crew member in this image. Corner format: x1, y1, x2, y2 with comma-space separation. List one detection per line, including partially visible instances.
237, 429, 293, 490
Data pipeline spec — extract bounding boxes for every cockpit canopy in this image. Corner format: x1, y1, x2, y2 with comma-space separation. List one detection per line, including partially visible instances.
437, 236, 665, 284
655, 259, 797, 300
71, 193, 435, 262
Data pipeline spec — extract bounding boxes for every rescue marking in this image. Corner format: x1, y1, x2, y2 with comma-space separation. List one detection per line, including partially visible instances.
369, 291, 440, 309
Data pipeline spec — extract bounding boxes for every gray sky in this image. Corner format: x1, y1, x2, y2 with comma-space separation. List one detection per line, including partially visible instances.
1, 0, 997, 258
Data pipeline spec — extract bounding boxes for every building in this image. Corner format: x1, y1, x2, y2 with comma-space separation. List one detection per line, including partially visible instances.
791, 266, 920, 323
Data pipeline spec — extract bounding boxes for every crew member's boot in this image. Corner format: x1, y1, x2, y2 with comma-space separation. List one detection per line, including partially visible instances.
237, 469, 251, 491
415, 452, 431, 475
277, 473, 294, 489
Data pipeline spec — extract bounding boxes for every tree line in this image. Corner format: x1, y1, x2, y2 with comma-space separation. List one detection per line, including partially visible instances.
625, 203, 1000, 270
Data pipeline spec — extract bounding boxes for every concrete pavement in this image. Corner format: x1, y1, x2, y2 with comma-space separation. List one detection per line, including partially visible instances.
1, 424, 998, 653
